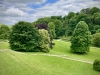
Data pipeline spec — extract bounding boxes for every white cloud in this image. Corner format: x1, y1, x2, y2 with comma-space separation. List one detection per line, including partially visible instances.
6, 7, 28, 16
7, 0, 46, 4
0, 0, 100, 25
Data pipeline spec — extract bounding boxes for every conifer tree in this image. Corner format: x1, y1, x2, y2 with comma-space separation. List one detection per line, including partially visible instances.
70, 21, 91, 53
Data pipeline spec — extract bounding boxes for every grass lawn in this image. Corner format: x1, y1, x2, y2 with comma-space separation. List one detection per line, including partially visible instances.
0, 40, 100, 75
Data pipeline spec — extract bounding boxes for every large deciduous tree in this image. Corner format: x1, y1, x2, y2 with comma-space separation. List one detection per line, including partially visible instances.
9, 21, 40, 52
70, 21, 91, 53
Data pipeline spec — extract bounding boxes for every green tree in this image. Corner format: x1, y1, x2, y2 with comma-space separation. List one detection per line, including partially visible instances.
48, 22, 56, 38
51, 16, 62, 21
38, 29, 50, 52
53, 20, 63, 38
92, 33, 100, 47
90, 7, 100, 15
76, 13, 87, 22
35, 17, 51, 24
9, 21, 40, 52
0, 24, 10, 40
70, 21, 91, 53
96, 29, 100, 33
67, 12, 75, 19
93, 12, 100, 25
67, 16, 77, 36
80, 8, 90, 14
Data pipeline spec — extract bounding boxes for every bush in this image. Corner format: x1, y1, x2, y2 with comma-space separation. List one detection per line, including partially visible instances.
92, 33, 100, 47
93, 59, 100, 71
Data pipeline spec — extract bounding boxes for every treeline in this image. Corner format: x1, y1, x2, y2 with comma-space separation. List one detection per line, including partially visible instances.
0, 6, 100, 40
33, 6, 100, 37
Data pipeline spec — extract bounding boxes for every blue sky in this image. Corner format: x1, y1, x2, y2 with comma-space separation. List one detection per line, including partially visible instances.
0, 0, 100, 25
27, 0, 58, 9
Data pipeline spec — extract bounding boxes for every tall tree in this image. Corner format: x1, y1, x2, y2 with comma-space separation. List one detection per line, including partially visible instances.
70, 21, 91, 53
53, 20, 63, 37
9, 21, 40, 52
48, 22, 56, 38
67, 16, 77, 36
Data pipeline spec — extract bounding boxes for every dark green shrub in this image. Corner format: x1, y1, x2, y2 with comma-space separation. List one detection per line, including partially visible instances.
9, 21, 40, 52
92, 33, 100, 47
93, 59, 100, 71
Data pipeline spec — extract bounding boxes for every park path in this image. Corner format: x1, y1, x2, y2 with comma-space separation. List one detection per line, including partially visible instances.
31, 54, 93, 64
0, 49, 93, 64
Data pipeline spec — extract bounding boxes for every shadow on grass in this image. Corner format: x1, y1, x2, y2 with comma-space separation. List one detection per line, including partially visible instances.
68, 50, 89, 55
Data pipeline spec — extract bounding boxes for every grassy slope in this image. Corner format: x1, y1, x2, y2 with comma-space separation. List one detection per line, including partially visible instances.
51, 40, 100, 62
0, 40, 100, 75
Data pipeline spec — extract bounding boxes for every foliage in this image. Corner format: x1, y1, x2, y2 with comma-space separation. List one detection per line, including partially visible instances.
70, 21, 91, 53
0, 24, 11, 40
93, 12, 100, 25
90, 7, 100, 15
35, 17, 51, 24
80, 8, 91, 14
67, 12, 75, 19
53, 20, 63, 37
94, 25, 100, 31
93, 59, 100, 71
48, 22, 56, 38
35, 23, 53, 49
67, 16, 77, 36
9, 21, 40, 52
92, 33, 100, 47
38, 29, 50, 52
51, 16, 62, 21
35, 23, 48, 30
96, 29, 100, 33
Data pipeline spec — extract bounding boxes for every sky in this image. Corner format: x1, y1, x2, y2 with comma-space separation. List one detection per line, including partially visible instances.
0, 0, 100, 25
